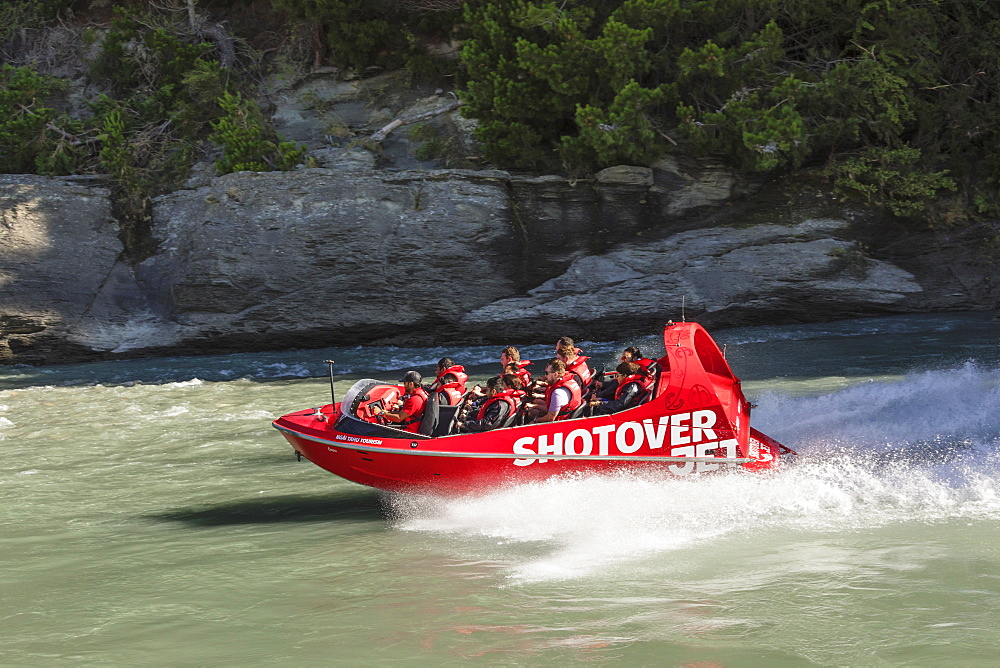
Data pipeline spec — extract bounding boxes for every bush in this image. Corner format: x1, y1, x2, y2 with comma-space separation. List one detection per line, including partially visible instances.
459, 1, 675, 174
210, 91, 305, 174
830, 147, 956, 218
0, 64, 85, 175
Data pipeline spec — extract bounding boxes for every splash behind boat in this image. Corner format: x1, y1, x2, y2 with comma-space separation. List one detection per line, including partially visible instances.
272, 321, 788, 493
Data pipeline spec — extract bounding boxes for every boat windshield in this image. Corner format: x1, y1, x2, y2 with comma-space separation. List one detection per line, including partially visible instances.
339, 379, 383, 420
334, 379, 429, 439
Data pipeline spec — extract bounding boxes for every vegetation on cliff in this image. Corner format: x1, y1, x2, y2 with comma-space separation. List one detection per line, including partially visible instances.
458, 0, 998, 222
2, 0, 1000, 229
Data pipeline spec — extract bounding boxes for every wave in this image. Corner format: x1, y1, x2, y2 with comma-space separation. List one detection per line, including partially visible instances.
753, 361, 1000, 453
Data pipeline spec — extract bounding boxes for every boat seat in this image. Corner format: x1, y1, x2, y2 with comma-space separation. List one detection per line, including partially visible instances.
417, 396, 439, 437
434, 404, 463, 437
497, 409, 518, 429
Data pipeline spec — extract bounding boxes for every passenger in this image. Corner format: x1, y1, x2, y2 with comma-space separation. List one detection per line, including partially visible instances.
456, 375, 523, 433
372, 370, 429, 432
500, 345, 533, 387
589, 362, 653, 415
436, 372, 465, 406
555, 336, 583, 356
592, 368, 620, 400
532, 359, 584, 423
432, 357, 468, 405
557, 343, 593, 387
433, 357, 469, 388
596, 346, 658, 399
622, 346, 658, 375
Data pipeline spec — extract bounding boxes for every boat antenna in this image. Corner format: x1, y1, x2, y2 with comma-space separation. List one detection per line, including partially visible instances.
682, 295, 686, 322
324, 360, 336, 407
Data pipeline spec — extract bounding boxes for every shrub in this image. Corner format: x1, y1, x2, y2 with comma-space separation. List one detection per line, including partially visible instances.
830, 147, 956, 218
0, 64, 85, 175
210, 91, 305, 174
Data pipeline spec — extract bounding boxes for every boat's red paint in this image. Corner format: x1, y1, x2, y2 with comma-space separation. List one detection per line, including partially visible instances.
272, 322, 785, 493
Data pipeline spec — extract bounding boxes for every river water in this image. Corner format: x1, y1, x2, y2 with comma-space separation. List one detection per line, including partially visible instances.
1, 312, 998, 664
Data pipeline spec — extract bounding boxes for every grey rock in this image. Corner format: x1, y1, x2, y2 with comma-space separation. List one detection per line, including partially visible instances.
459, 218, 933, 340
1, 162, 998, 365
139, 168, 518, 350
595, 165, 654, 187
0, 175, 175, 363
307, 146, 378, 171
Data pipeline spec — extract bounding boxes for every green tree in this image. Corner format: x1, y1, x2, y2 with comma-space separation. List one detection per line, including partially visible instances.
460, 0, 678, 174
459, 0, 1000, 219
0, 64, 84, 175
272, 0, 403, 70
210, 91, 305, 174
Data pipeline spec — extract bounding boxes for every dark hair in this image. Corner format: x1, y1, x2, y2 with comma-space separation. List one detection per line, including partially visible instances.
616, 361, 641, 376
503, 362, 519, 374
437, 357, 454, 370
556, 336, 574, 348
400, 370, 422, 385
502, 374, 523, 390
501, 346, 520, 362
623, 346, 642, 360
486, 376, 503, 391
440, 373, 457, 384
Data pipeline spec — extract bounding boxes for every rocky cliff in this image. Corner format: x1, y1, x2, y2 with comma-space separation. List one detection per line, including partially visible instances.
1, 162, 997, 365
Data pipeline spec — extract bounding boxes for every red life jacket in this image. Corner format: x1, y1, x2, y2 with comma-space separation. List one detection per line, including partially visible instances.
515, 360, 532, 387
565, 356, 592, 386
635, 358, 656, 373
614, 373, 654, 403
436, 365, 468, 389
397, 387, 429, 432
475, 389, 520, 421
436, 382, 464, 406
544, 373, 583, 420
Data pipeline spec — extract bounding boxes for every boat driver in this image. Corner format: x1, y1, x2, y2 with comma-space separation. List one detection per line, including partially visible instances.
371, 370, 428, 432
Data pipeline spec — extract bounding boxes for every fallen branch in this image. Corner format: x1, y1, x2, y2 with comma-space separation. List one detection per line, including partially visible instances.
370, 97, 463, 142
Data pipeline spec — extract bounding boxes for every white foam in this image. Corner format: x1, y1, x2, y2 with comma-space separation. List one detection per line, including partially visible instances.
754, 361, 1000, 452
388, 364, 1000, 584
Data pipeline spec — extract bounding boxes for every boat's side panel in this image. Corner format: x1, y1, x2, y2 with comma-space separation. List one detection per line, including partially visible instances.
277, 428, 748, 493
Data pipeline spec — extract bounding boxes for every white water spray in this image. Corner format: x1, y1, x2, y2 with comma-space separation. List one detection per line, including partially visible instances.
389, 364, 1000, 583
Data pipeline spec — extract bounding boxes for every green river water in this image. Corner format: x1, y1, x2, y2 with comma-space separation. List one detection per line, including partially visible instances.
1, 313, 998, 665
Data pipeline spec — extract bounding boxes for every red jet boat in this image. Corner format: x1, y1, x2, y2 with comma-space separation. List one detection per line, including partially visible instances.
272, 321, 789, 493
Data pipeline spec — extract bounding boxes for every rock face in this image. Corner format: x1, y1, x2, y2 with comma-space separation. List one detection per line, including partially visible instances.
0, 175, 173, 364
1, 165, 997, 365
140, 168, 518, 350
461, 218, 925, 340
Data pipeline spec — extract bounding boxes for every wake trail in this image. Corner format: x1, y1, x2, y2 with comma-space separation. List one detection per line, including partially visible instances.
388, 364, 1000, 583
